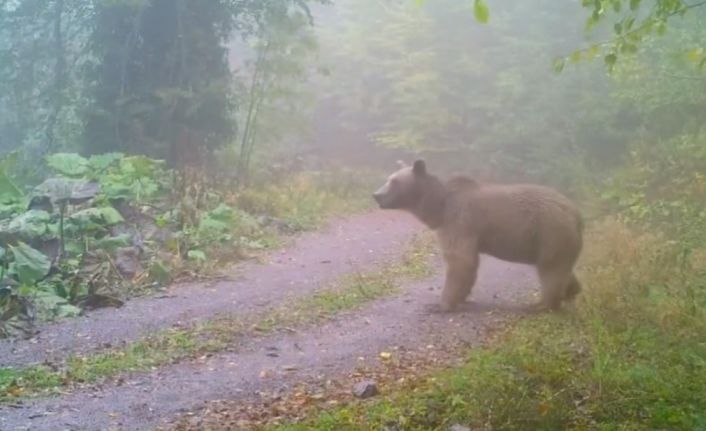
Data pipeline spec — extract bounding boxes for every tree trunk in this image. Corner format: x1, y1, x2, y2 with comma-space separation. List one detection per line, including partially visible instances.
45, 0, 66, 153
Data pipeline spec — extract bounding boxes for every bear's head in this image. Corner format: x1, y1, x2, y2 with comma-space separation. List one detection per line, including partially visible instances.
373, 159, 427, 210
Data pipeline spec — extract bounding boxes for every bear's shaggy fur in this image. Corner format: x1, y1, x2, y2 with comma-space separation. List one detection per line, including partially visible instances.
373, 159, 584, 312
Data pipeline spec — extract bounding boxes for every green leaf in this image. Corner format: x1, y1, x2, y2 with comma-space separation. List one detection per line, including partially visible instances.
93, 234, 132, 252
630, 0, 641, 10
149, 260, 171, 284
207, 203, 236, 224
687, 47, 704, 63
120, 156, 164, 178
187, 249, 207, 262
46, 153, 90, 177
620, 42, 638, 54
34, 289, 81, 319
625, 17, 635, 30
35, 178, 100, 205
0, 150, 20, 173
604, 53, 617, 67
6, 210, 51, 240
9, 242, 51, 286
88, 153, 124, 172
0, 169, 22, 204
552, 57, 566, 73
585, 45, 601, 60
569, 50, 582, 64
197, 204, 238, 239
473, 0, 489, 24
655, 21, 667, 36
69, 206, 124, 227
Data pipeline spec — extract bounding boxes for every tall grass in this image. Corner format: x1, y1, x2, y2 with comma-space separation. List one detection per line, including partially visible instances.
236, 169, 376, 229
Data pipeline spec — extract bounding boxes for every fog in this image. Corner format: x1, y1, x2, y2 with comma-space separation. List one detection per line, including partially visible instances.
223, 0, 705, 193
1, 0, 704, 191
0, 1, 705, 429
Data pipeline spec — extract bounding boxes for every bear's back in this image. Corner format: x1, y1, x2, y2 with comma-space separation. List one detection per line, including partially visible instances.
442, 179, 582, 264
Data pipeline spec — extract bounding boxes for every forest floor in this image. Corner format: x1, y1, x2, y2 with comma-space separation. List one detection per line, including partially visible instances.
0, 210, 540, 431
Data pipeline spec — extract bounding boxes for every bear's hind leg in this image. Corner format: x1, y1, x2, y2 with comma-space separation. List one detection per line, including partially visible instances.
564, 273, 581, 302
533, 264, 572, 311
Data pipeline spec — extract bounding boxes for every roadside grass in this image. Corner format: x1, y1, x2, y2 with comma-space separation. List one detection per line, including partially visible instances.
268, 218, 706, 431
0, 233, 436, 402
236, 169, 377, 231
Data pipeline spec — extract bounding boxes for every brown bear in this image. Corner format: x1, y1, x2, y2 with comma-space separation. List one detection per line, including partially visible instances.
373, 159, 584, 312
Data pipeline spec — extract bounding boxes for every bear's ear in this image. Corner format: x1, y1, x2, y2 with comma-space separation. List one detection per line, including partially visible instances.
396, 160, 408, 169
412, 159, 426, 176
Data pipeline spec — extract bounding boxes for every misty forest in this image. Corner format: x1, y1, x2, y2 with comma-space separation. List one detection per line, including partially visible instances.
0, 0, 705, 429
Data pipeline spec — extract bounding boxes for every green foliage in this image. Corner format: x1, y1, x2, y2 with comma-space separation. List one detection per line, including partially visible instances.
0, 153, 179, 333
0, 170, 22, 203
35, 177, 100, 205
40, 152, 168, 203
472, 0, 489, 23
69, 207, 124, 227
0, 241, 80, 337
33, 290, 81, 320
186, 249, 207, 263
96, 155, 166, 202
237, 169, 374, 230
8, 242, 51, 286
573, 0, 706, 69
46, 153, 90, 177
415, 0, 706, 71
0, 210, 52, 242
600, 130, 706, 246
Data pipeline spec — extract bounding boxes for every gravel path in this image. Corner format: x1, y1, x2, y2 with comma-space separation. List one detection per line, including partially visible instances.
0, 254, 536, 431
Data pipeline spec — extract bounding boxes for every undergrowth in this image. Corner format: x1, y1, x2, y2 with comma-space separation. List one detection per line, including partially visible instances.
271, 219, 706, 431
236, 169, 375, 230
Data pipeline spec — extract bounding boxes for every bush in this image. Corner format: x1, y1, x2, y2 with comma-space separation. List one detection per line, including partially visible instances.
600, 131, 706, 247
